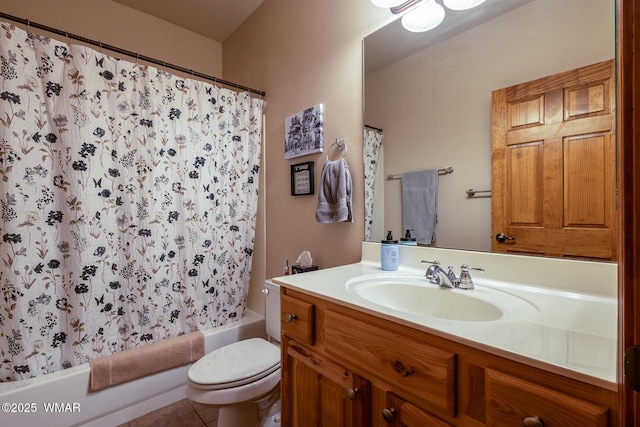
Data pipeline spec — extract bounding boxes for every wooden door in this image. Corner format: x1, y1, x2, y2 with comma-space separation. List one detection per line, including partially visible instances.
619, 0, 640, 425
282, 338, 370, 427
491, 60, 617, 260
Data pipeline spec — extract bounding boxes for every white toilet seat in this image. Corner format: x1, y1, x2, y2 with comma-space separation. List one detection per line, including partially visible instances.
186, 365, 281, 406
189, 363, 280, 390
188, 337, 280, 390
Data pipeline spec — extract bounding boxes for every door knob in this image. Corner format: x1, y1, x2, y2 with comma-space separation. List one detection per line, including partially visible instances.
495, 232, 515, 243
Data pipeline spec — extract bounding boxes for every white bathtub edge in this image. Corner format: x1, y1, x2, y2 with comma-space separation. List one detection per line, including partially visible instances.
0, 310, 266, 427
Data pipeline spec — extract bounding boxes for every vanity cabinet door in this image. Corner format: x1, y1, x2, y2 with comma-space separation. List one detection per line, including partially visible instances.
282, 339, 370, 427
485, 369, 609, 427
379, 392, 454, 427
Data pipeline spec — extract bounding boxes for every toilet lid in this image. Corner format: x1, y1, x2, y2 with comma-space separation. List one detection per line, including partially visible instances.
188, 338, 280, 389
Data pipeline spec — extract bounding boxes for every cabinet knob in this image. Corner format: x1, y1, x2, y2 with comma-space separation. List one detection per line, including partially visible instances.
382, 407, 396, 423
346, 387, 358, 400
285, 313, 297, 323
523, 416, 544, 427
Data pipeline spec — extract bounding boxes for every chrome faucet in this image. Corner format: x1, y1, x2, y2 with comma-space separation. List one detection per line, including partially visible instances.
422, 260, 457, 288
421, 260, 485, 290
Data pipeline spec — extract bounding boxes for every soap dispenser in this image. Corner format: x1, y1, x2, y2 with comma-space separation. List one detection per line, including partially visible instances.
381, 231, 399, 271
400, 229, 417, 246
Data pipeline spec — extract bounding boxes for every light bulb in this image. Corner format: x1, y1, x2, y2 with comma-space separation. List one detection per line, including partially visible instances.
371, 0, 408, 8
443, 0, 486, 11
401, 0, 445, 32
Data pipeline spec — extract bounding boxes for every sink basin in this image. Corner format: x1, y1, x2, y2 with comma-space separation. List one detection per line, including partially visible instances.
345, 274, 537, 322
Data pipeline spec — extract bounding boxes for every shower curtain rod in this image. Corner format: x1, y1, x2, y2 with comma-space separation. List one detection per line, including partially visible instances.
0, 12, 266, 97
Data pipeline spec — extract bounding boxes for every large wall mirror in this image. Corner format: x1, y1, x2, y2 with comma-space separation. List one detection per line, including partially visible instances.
363, 0, 615, 259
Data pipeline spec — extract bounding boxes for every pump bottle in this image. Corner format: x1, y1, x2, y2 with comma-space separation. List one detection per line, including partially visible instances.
381, 231, 399, 271
400, 229, 418, 246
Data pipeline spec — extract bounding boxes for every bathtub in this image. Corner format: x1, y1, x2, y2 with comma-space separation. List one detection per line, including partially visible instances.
0, 310, 266, 427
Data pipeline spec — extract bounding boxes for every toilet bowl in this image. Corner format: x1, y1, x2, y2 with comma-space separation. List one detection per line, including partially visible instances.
186, 280, 281, 427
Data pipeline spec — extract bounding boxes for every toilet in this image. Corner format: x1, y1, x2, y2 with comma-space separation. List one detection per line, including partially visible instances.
186, 280, 281, 427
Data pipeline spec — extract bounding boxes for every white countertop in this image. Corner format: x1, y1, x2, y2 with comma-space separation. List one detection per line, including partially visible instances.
273, 242, 618, 390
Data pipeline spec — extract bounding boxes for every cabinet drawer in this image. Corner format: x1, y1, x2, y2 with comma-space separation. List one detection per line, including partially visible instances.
281, 294, 315, 345
382, 393, 454, 427
486, 369, 609, 427
324, 309, 455, 416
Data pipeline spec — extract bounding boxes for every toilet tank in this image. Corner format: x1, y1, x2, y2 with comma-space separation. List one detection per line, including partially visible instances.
264, 280, 281, 342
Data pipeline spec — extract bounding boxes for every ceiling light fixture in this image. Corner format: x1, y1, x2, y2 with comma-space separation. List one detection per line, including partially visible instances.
401, 0, 445, 33
371, 0, 486, 33
371, 0, 408, 7
442, 0, 486, 11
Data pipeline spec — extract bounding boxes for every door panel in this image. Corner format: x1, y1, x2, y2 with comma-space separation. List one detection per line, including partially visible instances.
492, 59, 616, 260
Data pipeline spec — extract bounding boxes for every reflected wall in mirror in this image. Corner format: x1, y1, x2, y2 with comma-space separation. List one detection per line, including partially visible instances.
363, 0, 615, 255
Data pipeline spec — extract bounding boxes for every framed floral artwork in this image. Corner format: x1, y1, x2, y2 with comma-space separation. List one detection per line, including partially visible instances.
284, 104, 324, 159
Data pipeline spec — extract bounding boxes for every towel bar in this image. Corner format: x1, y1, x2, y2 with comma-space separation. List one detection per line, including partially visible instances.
466, 189, 492, 197
387, 167, 453, 180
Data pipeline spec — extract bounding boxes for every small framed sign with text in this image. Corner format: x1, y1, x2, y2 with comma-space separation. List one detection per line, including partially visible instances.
290, 162, 314, 196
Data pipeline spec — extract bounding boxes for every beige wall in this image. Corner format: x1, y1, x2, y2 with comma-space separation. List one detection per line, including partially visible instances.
15, 1, 599, 316
1, 0, 223, 76
223, 0, 391, 313
365, 0, 615, 252
1, 0, 392, 317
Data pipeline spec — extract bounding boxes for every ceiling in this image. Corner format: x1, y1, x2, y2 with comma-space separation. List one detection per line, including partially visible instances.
365, 0, 534, 74
112, 0, 264, 43
111, 0, 534, 66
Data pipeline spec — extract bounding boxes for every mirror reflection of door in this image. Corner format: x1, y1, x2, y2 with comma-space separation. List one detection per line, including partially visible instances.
491, 59, 616, 261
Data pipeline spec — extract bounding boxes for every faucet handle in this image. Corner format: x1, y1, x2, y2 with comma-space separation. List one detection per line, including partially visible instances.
421, 260, 441, 284
458, 264, 485, 290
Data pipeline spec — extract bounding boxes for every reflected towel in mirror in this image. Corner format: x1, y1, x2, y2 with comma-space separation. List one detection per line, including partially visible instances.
401, 169, 438, 243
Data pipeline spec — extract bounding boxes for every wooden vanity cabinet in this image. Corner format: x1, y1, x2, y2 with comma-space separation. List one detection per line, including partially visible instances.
377, 392, 455, 427
279, 287, 618, 426
485, 369, 609, 427
283, 338, 370, 426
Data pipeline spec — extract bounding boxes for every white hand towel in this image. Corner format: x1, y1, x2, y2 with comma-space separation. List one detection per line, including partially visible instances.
315, 158, 353, 223
401, 169, 439, 244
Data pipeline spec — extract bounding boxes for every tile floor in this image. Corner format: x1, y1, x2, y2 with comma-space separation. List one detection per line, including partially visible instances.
117, 398, 219, 427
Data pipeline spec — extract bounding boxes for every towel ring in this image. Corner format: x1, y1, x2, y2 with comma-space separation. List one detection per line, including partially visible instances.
327, 138, 347, 161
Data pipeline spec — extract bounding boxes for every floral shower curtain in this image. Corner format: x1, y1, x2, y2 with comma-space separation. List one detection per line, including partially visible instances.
0, 22, 264, 381
364, 128, 383, 241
